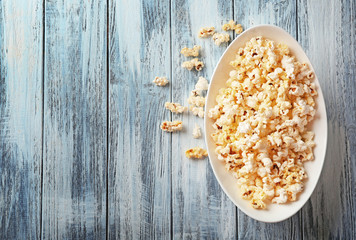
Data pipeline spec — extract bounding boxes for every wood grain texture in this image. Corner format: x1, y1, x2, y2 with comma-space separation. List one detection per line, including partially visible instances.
171, 0, 237, 239
297, 0, 356, 239
0, 1, 43, 239
42, 0, 107, 239
0, 0, 355, 239
108, 0, 172, 239
234, 1, 302, 239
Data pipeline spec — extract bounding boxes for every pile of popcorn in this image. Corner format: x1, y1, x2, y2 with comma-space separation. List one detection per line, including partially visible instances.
153, 20, 244, 159
208, 36, 317, 209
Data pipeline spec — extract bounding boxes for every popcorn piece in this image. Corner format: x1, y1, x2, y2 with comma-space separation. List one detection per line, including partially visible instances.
187, 77, 209, 119
160, 121, 183, 132
287, 183, 303, 201
222, 20, 243, 34
181, 60, 195, 71
251, 198, 266, 209
187, 94, 205, 107
272, 188, 288, 204
192, 124, 202, 138
190, 106, 204, 118
238, 121, 251, 134
208, 36, 318, 209
153, 76, 169, 86
165, 102, 187, 114
208, 105, 221, 119
180, 45, 201, 57
261, 158, 273, 169
212, 33, 230, 46
281, 55, 295, 79
198, 27, 215, 38
195, 77, 209, 92
185, 147, 208, 159
182, 58, 204, 71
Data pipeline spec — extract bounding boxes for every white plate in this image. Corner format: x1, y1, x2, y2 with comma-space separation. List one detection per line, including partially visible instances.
204, 25, 328, 223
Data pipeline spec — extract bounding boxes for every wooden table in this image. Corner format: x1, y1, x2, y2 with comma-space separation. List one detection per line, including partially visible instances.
1, 0, 355, 239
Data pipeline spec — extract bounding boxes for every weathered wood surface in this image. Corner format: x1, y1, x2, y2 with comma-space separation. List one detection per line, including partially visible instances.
0, 0, 355, 239
42, 0, 107, 239
298, 0, 356, 239
108, 0, 172, 239
170, 0, 237, 239
0, 1, 43, 239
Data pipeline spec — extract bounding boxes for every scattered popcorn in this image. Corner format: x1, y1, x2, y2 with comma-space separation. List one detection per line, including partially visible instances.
198, 27, 215, 38
190, 106, 204, 118
182, 58, 204, 71
209, 37, 317, 209
212, 33, 230, 46
195, 77, 209, 92
187, 77, 209, 119
153, 76, 169, 86
181, 45, 201, 57
161, 121, 183, 132
185, 147, 208, 159
222, 20, 243, 34
165, 102, 187, 114
187, 94, 205, 107
192, 124, 202, 138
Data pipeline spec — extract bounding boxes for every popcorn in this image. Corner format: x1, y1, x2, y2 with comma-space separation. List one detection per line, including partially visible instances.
188, 94, 205, 107
287, 183, 303, 201
182, 58, 204, 71
212, 33, 230, 46
185, 147, 208, 159
251, 198, 266, 209
153, 76, 169, 86
289, 84, 304, 96
188, 77, 209, 119
190, 106, 204, 118
208, 105, 221, 119
192, 124, 202, 138
161, 121, 183, 132
181, 45, 201, 57
222, 20, 243, 34
257, 167, 267, 177
165, 102, 187, 114
208, 37, 317, 209
198, 27, 215, 38
272, 188, 288, 204
195, 77, 209, 92
238, 121, 251, 134
281, 55, 295, 79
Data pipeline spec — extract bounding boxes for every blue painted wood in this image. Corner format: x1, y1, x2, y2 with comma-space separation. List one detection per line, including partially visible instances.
108, 0, 172, 239
0, 0, 355, 239
171, 0, 237, 239
42, 0, 107, 239
298, 0, 356, 238
0, 1, 43, 239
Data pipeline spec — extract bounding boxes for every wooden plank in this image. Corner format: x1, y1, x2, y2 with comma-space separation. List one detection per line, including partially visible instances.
171, 0, 237, 239
234, 1, 302, 239
42, 1, 107, 239
108, 0, 172, 239
0, 1, 43, 239
297, 0, 356, 238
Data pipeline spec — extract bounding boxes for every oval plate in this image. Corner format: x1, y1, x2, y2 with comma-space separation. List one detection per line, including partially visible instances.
204, 25, 328, 223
